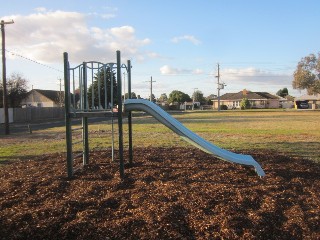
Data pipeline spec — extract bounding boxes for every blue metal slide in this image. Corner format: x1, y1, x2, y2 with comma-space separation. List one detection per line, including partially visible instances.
124, 99, 265, 177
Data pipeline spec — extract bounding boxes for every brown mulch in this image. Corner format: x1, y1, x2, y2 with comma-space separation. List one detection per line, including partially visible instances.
0, 147, 319, 240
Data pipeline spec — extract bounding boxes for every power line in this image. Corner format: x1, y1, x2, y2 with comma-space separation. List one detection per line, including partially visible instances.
4, 49, 63, 73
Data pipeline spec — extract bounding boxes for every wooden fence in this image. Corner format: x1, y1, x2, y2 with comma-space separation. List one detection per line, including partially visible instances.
0, 107, 64, 123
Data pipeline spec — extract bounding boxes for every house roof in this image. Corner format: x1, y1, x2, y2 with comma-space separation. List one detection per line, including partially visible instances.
216, 90, 279, 101
279, 95, 295, 101
30, 89, 63, 103
295, 94, 320, 101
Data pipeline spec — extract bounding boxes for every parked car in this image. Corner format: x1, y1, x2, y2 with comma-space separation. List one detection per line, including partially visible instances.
299, 102, 309, 109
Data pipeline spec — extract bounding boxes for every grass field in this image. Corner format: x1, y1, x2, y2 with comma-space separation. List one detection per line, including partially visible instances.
1, 109, 319, 163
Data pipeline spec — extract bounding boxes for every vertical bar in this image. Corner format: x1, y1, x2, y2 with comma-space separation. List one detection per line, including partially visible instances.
127, 60, 133, 164
111, 69, 114, 109
97, 63, 101, 109
79, 66, 83, 110
117, 51, 124, 178
111, 114, 115, 162
72, 70, 76, 109
104, 65, 107, 109
64, 52, 73, 177
83, 63, 88, 110
91, 62, 94, 109
83, 63, 89, 165
82, 116, 89, 164
110, 68, 114, 161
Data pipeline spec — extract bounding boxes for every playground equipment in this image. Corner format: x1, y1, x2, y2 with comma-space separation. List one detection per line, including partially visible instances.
64, 51, 265, 178
63, 50, 132, 178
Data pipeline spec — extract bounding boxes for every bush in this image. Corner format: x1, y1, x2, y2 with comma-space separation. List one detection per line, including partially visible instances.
240, 98, 250, 110
220, 105, 228, 110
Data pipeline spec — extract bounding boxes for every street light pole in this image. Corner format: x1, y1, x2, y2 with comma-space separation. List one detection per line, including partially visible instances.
1, 19, 14, 135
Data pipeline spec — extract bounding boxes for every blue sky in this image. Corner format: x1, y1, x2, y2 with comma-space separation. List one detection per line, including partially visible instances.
1, 0, 319, 98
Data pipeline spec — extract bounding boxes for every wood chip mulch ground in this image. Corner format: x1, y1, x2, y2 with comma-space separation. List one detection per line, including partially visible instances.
0, 147, 319, 240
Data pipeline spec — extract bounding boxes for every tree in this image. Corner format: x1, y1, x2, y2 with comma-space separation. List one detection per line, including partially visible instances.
168, 90, 192, 104
205, 94, 217, 105
292, 53, 320, 95
0, 73, 29, 108
240, 98, 250, 110
192, 90, 206, 105
148, 93, 156, 103
124, 92, 137, 99
276, 88, 289, 97
157, 93, 168, 103
87, 68, 117, 109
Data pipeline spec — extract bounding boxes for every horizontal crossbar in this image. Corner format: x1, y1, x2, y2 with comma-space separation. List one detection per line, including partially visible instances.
69, 111, 118, 118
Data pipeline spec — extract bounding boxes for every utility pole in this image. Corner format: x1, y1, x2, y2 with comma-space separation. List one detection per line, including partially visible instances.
1, 19, 14, 135
146, 76, 156, 102
215, 63, 221, 111
215, 63, 226, 112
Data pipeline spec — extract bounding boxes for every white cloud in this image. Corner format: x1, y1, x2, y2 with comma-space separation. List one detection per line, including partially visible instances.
220, 67, 293, 88
171, 35, 201, 45
5, 10, 151, 63
34, 7, 47, 12
160, 65, 176, 74
192, 68, 204, 74
160, 65, 204, 75
88, 12, 116, 19
100, 13, 116, 19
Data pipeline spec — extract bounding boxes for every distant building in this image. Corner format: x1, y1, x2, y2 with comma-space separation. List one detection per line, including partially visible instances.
294, 94, 320, 109
20, 89, 64, 107
279, 95, 295, 109
212, 89, 280, 109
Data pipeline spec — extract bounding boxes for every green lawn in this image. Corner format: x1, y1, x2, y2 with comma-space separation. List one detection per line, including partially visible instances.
1, 109, 319, 163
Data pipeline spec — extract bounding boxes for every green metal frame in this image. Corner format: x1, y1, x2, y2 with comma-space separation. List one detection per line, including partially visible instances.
63, 50, 132, 179
127, 60, 133, 164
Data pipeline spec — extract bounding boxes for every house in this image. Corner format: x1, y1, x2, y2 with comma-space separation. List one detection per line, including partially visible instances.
20, 89, 64, 107
179, 102, 200, 110
279, 95, 295, 109
212, 89, 280, 109
294, 94, 320, 109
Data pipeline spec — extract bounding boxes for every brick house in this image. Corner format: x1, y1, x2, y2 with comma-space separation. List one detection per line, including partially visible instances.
212, 89, 280, 109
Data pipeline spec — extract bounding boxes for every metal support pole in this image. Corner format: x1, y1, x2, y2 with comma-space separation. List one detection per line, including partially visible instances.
111, 114, 115, 162
116, 51, 124, 178
83, 63, 89, 165
91, 62, 94, 109
127, 60, 133, 164
103, 66, 107, 109
111, 70, 115, 162
64, 52, 73, 177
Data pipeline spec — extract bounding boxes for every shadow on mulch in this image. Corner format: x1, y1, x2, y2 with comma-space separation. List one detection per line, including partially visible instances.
0, 147, 319, 240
